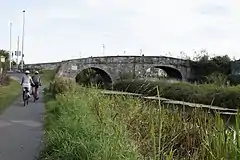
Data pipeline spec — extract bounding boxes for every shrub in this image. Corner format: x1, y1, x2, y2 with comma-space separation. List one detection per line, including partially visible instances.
0, 74, 11, 85
49, 77, 76, 96
113, 80, 240, 109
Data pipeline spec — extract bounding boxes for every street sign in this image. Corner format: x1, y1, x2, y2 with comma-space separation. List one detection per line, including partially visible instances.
71, 65, 78, 71
15, 51, 21, 56
0, 56, 5, 62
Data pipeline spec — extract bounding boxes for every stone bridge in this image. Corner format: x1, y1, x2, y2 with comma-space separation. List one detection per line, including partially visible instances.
25, 56, 192, 84
25, 62, 61, 70
51, 56, 192, 84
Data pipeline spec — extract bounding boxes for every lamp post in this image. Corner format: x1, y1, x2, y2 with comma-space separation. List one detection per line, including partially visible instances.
21, 10, 26, 71
16, 36, 20, 67
9, 22, 12, 71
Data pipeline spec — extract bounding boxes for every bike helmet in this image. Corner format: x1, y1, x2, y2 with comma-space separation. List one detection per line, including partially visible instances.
35, 71, 39, 74
25, 70, 30, 74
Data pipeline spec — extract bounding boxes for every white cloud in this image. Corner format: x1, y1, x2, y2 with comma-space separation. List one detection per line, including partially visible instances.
1, 0, 240, 63
119, 0, 240, 57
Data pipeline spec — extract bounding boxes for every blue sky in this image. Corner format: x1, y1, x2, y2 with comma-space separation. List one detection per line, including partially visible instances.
0, 0, 239, 63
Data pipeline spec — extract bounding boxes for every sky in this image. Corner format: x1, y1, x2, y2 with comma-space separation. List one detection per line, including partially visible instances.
0, 0, 240, 64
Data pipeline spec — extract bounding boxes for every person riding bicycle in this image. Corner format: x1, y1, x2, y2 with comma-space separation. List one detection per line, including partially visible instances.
31, 70, 41, 99
21, 70, 34, 99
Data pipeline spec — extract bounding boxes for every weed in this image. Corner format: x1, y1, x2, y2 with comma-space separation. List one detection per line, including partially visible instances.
41, 78, 240, 159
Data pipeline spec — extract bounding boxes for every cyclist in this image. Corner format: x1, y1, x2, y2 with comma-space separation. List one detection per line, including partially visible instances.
32, 70, 41, 99
21, 70, 34, 99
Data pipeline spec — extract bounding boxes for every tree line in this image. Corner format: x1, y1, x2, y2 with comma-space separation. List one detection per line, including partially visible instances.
187, 51, 239, 85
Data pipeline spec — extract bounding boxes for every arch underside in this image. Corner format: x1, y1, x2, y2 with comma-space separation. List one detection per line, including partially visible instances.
154, 66, 183, 80
75, 67, 112, 87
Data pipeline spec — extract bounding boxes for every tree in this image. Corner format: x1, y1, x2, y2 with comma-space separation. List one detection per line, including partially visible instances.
190, 50, 232, 83
0, 50, 10, 72
0, 50, 9, 60
0, 49, 10, 85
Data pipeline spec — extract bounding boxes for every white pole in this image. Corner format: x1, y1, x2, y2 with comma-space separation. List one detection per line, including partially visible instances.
102, 44, 105, 56
16, 36, 20, 67
9, 22, 12, 71
21, 10, 26, 71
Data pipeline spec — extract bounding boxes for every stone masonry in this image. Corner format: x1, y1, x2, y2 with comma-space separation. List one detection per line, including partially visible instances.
25, 56, 192, 84
55, 56, 192, 84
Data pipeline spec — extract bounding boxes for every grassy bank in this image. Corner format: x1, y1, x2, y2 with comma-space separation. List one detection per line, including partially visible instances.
41, 78, 240, 159
41, 80, 141, 159
39, 69, 57, 86
0, 79, 21, 112
113, 80, 240, 109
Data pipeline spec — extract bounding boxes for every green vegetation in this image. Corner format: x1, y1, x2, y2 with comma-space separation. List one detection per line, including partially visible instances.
41, 78, 240, 160
39, 69, 57, 86
76, 68, 111, 89
113, 79, 240, 109
41, 79, 140, 159
0, 49, 21, 112
0, 49, 11, 85
190, 53, 231, 83
0, 78, 21, 112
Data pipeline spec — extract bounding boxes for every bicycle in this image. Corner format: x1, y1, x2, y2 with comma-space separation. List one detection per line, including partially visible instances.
22, 87, 30, 106
33, 85, 40, 102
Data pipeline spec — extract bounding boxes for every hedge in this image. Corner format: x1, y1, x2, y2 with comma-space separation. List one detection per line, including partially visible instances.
113, 80, 240, 109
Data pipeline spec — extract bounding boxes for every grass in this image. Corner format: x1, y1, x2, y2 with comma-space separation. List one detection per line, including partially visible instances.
41, 88, 141, 159
40, 78, 240, 160
0, 79, 21, 112
39, 69, 57, 86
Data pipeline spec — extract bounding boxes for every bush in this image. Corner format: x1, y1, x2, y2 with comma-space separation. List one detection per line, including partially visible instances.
113, 80, 240, 109
0, 75, 11, 85
0, 71, 11, 85
49, 77, 76, 96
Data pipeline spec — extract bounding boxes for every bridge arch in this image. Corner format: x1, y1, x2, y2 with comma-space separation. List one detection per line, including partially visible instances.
75, 67, 113, 87
152, 65, 183, 80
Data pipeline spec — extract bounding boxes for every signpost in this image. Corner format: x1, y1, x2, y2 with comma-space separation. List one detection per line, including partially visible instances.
0, 56, 5, 63
71, 65, 78, 71
16, 36, 20, 67
0, 56, 5, 74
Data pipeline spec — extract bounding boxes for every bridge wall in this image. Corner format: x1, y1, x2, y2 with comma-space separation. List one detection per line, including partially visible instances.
24, 56, 192, 83
56, 56, 192, 83
24, 62, 61, 70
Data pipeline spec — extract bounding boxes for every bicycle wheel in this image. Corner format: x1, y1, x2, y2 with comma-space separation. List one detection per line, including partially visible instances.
33, 94, 36, 102
34, 87, 38, 102
23, 94, 26, 106
23, 91, 28, 106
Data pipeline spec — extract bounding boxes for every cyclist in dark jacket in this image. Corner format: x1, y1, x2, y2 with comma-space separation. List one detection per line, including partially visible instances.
31, 71, 41, 99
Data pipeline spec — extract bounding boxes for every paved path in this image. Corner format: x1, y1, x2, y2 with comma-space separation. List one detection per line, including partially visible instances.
0, 73, 45, 160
